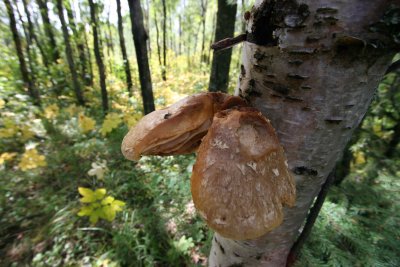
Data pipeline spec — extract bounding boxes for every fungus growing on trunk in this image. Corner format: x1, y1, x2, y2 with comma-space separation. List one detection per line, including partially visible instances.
191, 107, 296, 240
121, 92, 246, 160
121, 94, 296, 240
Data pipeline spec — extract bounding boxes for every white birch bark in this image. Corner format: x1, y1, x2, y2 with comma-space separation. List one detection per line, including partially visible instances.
208, 0, 397, 266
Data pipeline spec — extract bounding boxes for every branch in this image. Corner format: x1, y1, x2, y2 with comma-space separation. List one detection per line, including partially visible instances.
385, 59, 400, 75
286, 170, 336, 267
210, 33, 247, 51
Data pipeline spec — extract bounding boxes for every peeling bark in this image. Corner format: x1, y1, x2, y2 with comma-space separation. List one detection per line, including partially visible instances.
208, 0, 397, 266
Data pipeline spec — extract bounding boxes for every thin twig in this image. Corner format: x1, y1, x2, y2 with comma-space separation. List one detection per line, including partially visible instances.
211, 33, 247, 51
286, 170, 336, 267
385, 59, 400, 75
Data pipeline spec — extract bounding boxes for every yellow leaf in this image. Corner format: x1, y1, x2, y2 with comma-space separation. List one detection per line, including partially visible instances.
78, 187, 97, 203
102, 205, 116, 221
77, 206, 93, 216
78, 113, 96, 133
44, 104, 59, 119
0, 99, 5, 109
354, 151, 366, 165
100, 113, 122, 136
18, 148, 47, 171
94, 188, 107, 200
0, 152, 17, 165
101, 196, 115, 205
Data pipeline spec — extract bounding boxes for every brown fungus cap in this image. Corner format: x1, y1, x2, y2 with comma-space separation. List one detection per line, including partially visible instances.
121, 92, 247, 161
191, 107, 296, 240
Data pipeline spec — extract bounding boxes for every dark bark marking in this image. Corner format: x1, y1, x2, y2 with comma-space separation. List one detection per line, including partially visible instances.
249, 1, 309, 45
240, 64, 246, 77
325, 117, 343, 124
254, 51, 266, 61
228, 264, 244, 267
284, 96, 303, 102
288, 59, 304, 65
219, 244, 225, 254
301, 85, 312, 90
287, 73, 309, 80
272, 84, 290, 95
316, 7, 338, 14
293, 166, 318, 176
233, 252, 241, 257
306, 34, 326, 43
287, 47, 315, 55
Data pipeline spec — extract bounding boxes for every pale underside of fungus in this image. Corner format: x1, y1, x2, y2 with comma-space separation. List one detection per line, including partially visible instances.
191, 107, 296, 240
121, 93, 296, 240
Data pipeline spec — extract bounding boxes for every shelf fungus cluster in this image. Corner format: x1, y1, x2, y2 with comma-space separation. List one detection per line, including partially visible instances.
121, 92, 296, 240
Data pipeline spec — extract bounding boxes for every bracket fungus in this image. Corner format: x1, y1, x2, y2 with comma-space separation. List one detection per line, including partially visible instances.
121, 92, 246, 160
121, 93, 296, 240
191, 107, 295, 240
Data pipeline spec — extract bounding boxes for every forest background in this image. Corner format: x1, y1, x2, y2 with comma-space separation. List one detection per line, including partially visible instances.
0, 0, 399, 266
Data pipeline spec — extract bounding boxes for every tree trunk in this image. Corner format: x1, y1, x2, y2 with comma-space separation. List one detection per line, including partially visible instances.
4, 0, 40, 105
161, 0, 167, 81
208, 0, 397, 266
200, 0, 208, 63
128, 0, 155, 114
208, 0, 237, 93
36, 0, 60, 63
56, 0, 85, 106
117, 0, 133, 95
21, 0, 49, 68
89, 0, 108, 113
153, 8, 163, 71
15, 0, 38, 92
65, 0, 89, 86
82, 22, 94, 86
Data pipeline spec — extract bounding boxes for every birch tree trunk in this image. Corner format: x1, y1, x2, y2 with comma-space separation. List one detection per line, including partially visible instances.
208, 0, 398, 266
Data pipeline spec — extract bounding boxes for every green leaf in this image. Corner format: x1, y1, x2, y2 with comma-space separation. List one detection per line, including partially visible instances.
89, 213, 99, 224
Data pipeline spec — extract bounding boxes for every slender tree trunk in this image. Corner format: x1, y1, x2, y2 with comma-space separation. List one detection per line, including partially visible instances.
178, 14, 182, 55
4, 0, 40, 105
106, 11, 114, 74
154, 10, 162, 67
208, 0, 397, 266
82, 23, 94, 86
208, 0, 237, 93
88, 0, 108, 113
15, 0, 37, 88
56, 0, 85, 106
127, 0, 155, 114
36, 0, 60, 63
207, 13, 217, 65
65, 0, 89, 86
22, 0, 49, 68
161, 0, 167, 81
116, 0, 133, 95
200, 0, 208, 63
